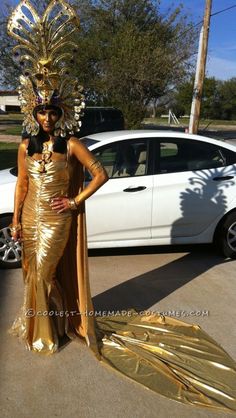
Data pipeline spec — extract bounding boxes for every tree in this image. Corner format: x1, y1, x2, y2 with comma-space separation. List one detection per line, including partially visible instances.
219, 78, 236, 120
172, 78, 193, 115
0, 2, 19, 89
201, 77, 221, 119
0, 0, 51, 88
174, 77, 236, 121
174, 76, 222, 119
0, 0, 197, 127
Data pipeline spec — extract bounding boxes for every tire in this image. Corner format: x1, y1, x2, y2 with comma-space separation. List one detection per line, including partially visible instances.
0, 215, 22, 269
216, 212, 236, 259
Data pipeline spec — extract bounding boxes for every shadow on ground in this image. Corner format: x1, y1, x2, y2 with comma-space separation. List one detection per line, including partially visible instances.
92, 244, 229, 312
0, 245, 229, 324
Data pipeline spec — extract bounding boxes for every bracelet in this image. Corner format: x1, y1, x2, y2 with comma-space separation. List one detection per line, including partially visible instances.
68, 198, 78, 211
10, 223, 22, 233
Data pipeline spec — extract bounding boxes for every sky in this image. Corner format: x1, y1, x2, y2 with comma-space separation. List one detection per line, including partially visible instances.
160, 0, 236, 80
3, 0, 236, 81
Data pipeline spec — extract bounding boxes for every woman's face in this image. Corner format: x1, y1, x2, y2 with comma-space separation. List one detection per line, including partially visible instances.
36, 108, 60, 133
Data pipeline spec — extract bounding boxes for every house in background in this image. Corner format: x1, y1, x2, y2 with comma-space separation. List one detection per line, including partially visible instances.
0, 91, 20, 113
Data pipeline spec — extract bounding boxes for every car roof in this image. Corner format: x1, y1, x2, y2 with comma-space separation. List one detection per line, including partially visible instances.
84, 129, 236, 152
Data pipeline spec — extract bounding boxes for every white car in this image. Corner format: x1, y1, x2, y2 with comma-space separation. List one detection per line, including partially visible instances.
1, 130, 236, 268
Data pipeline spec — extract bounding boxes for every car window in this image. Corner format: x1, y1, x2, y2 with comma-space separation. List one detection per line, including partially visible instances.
80, 137, 98, 147
93, 144, 118, 178
157, 138, 236, 174
106, 110, 114, 121
81, 109, 95, 125
160, 143, 178, 158
85, 139, 148, 180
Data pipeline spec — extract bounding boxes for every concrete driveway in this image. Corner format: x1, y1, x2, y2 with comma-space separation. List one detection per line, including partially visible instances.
1, 244, 236, 418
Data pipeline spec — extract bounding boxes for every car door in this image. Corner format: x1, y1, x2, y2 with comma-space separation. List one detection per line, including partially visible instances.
151, 137, 236, 240
85, 138, 153, 243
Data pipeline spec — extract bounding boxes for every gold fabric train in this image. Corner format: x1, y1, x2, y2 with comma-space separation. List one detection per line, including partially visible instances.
96, 311, 236, 413
9, 151, 236, 413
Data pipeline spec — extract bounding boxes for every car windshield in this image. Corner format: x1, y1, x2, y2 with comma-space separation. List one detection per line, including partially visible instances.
80, 137, 98, 148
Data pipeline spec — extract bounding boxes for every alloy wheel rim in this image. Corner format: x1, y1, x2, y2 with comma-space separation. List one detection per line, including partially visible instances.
0, 226, 22, 263
227, 221, 236, 252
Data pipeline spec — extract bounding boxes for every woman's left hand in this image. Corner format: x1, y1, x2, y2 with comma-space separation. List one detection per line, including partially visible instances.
50, 197, 70, 213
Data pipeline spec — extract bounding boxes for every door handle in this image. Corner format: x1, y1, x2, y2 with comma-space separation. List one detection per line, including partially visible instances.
213, 176, 234, 181
123, 186, 147, 192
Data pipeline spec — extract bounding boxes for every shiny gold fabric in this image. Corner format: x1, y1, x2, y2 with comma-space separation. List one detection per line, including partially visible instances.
9, 153, 236, 413
9, 153, 99, 356
96, 310, 236, 413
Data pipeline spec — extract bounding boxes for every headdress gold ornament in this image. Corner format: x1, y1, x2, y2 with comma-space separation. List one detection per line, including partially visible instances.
7, 0, 85, 137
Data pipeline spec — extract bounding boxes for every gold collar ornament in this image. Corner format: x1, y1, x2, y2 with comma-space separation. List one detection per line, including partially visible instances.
7, 0, 85, 137
38, 142, 53, 173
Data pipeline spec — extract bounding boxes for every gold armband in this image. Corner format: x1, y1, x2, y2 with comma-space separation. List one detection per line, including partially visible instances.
88, 159, 104, 173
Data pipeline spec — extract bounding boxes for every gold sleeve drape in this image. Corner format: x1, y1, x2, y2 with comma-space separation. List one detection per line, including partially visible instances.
56, 156, 100, 359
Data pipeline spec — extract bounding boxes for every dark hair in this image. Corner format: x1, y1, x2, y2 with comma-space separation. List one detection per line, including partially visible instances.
23, 105, 67, 156
27, 133, 68, 156
33, 104, 63, 120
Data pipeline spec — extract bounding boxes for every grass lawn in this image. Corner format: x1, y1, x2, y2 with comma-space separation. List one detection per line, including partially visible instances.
0, 113, 23, 136
0, 125, 22, 135
0, 113, 23, 121
0, 142, 18, 170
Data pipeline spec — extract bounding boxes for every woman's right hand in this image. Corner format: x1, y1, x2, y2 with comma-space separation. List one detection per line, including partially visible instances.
10, 223, 22, 242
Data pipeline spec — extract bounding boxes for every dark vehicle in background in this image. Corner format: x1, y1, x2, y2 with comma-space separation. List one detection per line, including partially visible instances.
76, 107, 125, 137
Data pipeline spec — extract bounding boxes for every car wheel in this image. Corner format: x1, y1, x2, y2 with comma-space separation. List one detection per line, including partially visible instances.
0, 215, 22, 269
216, 212, 236, 259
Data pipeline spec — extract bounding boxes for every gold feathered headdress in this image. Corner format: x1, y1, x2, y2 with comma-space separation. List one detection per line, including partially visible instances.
7, 0, 85, 137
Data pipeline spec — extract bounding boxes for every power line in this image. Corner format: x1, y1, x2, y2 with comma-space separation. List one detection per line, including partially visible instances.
175, 3, 236, 42
211, 4, 236, 18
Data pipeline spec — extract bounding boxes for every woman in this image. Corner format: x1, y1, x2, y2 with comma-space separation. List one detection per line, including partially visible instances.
10, 104, 108, 355
7, 0, 236, 413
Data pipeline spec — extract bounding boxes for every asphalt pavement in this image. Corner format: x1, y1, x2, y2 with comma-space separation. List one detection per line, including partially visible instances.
1, 244, 236, 418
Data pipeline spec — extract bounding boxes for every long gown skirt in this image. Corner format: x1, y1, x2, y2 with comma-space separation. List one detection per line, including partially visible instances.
9, 157, 72, 353
8, 156, 236, 413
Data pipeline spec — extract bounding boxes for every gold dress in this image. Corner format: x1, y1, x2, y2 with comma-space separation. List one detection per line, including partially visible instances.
9, 145, 236, 413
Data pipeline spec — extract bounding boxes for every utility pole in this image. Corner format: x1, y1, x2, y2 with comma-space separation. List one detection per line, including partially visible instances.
189, 0, 212, 134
